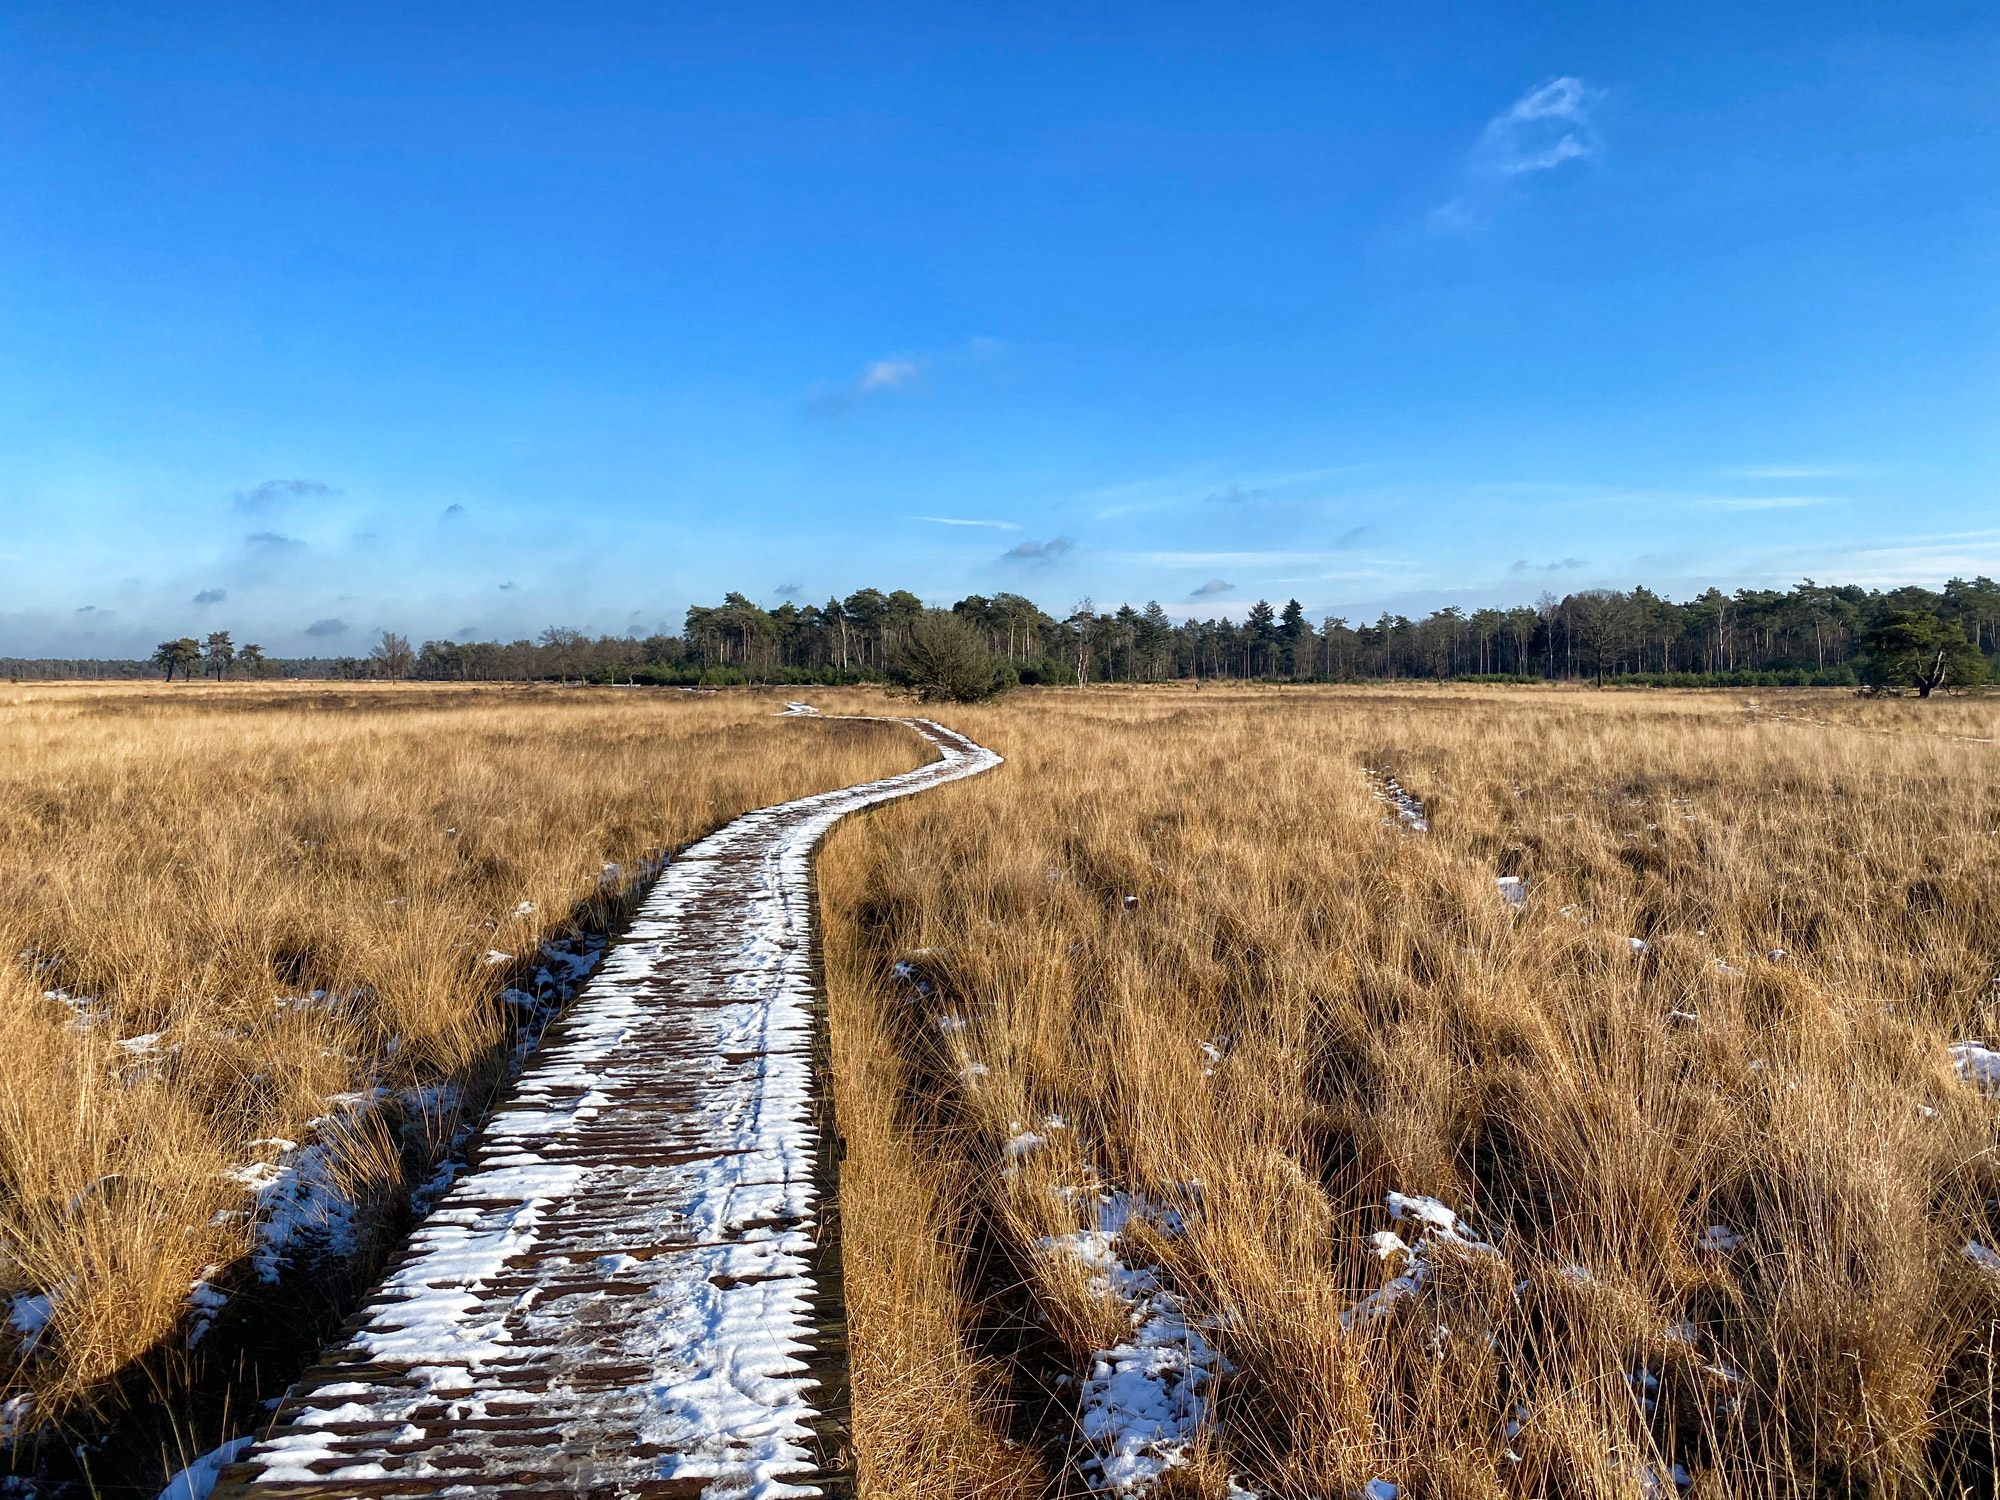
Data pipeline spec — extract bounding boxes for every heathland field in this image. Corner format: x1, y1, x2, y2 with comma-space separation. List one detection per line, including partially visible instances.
5, 680, 2000, 1499
819, 686, 2000, 1498
0, 682, 921, 1459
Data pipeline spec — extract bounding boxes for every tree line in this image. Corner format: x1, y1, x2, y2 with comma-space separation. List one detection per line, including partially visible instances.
5, 575, 1990, 696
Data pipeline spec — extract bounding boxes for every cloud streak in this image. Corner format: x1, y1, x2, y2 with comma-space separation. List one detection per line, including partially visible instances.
1701, 495, 1832, 511
235, 478, 335, 511
805, 356, 924, 417
913, 515, 1021, 530
1431, 76, 1603, 233
1003, 537, 1073, 563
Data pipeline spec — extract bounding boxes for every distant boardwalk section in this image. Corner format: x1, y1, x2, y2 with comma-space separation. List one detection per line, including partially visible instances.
212, 717, 999, 1500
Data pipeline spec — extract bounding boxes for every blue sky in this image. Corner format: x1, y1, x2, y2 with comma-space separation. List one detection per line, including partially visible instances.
2, 2, 1995, 655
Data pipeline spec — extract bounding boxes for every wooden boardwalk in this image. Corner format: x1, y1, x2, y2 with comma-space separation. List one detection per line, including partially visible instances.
212, 718, 998, 1500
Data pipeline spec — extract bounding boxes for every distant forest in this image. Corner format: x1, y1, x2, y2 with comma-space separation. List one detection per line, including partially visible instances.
8, 577, 2000, 688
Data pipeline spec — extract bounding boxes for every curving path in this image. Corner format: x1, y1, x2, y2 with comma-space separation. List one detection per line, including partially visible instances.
211, 717, 999, 1500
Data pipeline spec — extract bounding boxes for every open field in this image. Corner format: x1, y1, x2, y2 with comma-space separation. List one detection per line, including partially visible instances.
0, 682, 923, 1466
820, 684, 2000, 1498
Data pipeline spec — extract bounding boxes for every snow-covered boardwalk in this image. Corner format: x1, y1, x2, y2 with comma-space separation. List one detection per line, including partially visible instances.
211, 718, 999, 1500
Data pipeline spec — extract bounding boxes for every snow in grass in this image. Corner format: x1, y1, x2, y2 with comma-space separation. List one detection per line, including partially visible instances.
154, 1435, 253, 1500
1365, 770, 1427, 833
1951, 1041, 2000, 1094
1039, 1190, 1222, 1495
1698, 1225, 1744, 1253
9, 1292, 53, 1352
1495, 875, 1528, 911
1344, 1193, 1500, 1331
1005, 1130, 1047, 1159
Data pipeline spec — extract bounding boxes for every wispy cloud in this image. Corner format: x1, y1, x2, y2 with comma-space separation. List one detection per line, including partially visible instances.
304, 617, 348, 637
235, 478, 336, 511
193, 588, 227, 604
775, 582, 803, 597
245, 530, 305, 550
913, 515, 1021, 530
1189, 578, 1234, 599
442, 503, 467, 519
805, 355, 924, 417
1701, 495, 1832, 510
1004, 537, 1074, 563
1718, 465, 1855, 480
1509, 557, 1587, 573
1334, 525, 1373, 549
1431, 76, 1603, 233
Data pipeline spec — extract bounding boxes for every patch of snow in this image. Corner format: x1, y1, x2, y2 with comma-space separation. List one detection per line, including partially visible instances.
780, 702, 818, 715
154, 1435, 254, 1500
1698, 1225, 1744, 1253
1039, 1191, 1221, 1495
187, 1274, 229, 1347
1951, 1042, 2000, 1095
1964, 1241, 2000, 1276
1361, 1482, 1398, 1500
1628, 936, 1649, 955
1365, 770, 1428, 833
0, 1394, 33, 1444
10, 1292, 53, 1351
1004, 1130, 1047, 1160
482, 949, 513, 966
1495, 875, 1527, 910
1345, 1194, 1500, 1331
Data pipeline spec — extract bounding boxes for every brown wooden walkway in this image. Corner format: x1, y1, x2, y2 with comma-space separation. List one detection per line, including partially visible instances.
210, 718, 998, 1500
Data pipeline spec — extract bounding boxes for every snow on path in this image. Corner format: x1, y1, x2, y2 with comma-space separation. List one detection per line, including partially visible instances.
212, 717, 1000, 1500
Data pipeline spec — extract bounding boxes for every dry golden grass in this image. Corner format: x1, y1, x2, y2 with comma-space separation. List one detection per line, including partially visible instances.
821, 684, 2000, 1499
0, 680, 922, 1434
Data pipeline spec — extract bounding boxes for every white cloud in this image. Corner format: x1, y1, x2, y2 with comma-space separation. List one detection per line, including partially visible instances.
805, 354, 926, 416
859, 359, 918, 391
913, 515, 1021, 530
1431, 76, 1603, 233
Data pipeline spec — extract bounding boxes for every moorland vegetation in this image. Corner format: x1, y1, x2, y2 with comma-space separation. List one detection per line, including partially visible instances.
820, 684, 2000, 1498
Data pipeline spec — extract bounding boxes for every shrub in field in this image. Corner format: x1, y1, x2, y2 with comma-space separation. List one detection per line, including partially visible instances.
892, 609, 1004, 702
